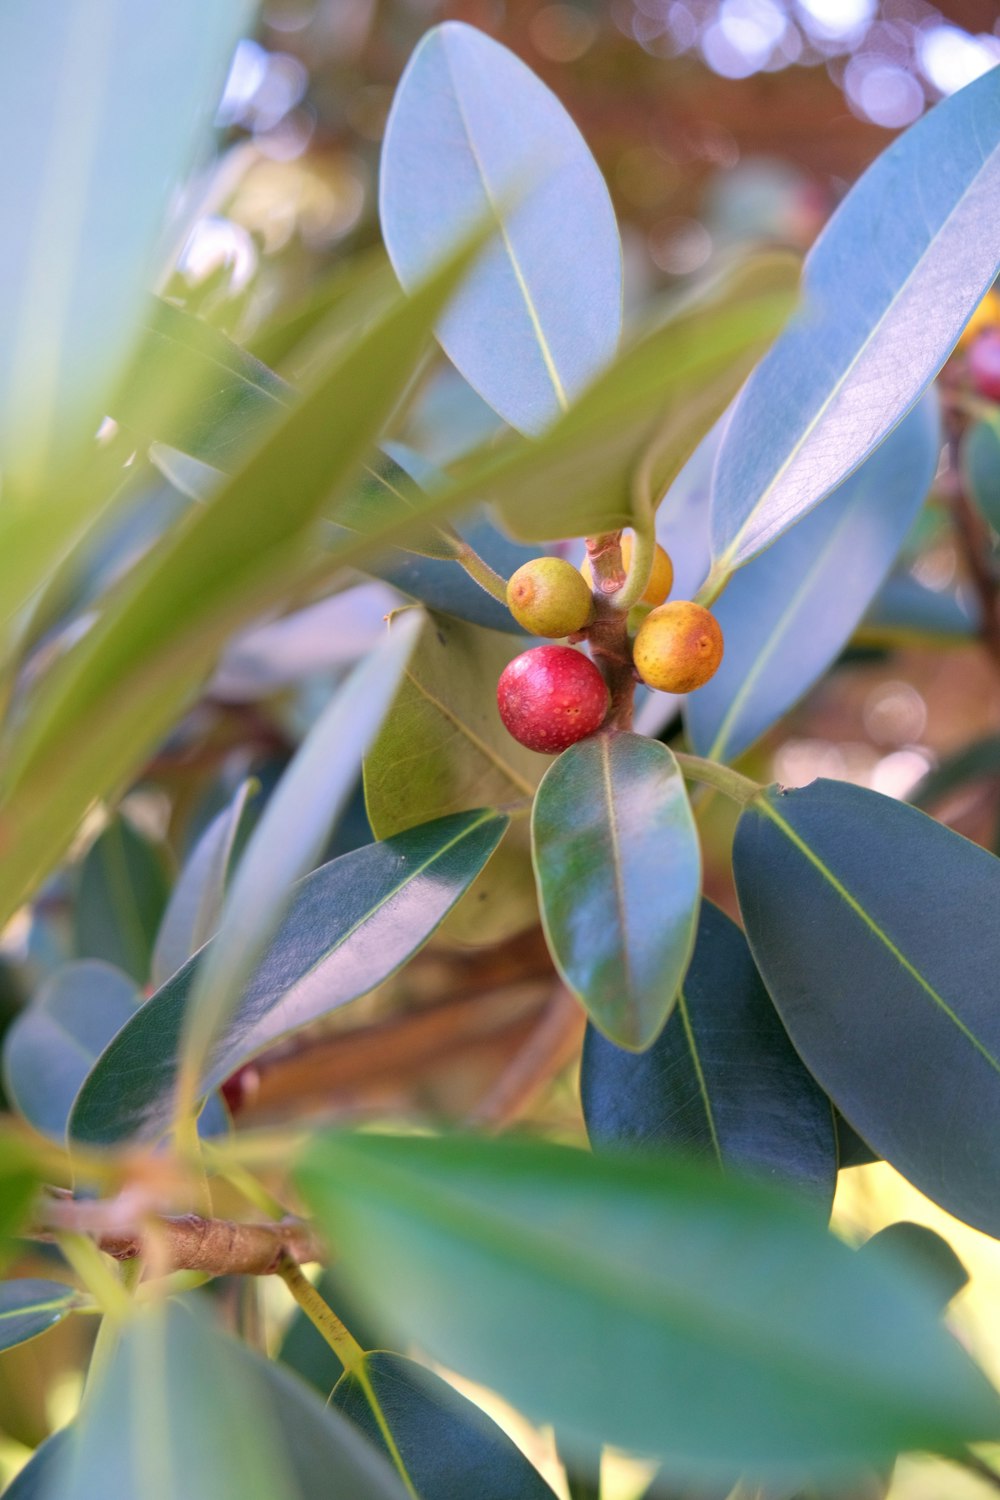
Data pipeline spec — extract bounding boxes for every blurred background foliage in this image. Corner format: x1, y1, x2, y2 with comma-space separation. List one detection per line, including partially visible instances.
6, 3, 1000, 1495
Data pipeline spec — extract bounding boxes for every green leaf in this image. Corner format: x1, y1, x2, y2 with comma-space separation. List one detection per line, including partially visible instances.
432, 255, 797, 542
710, 67, 1000, 574
174, 613, 422, 1114
910, 734, 1000, 810
859, 1224, 969, 1312
0, 1, 253, 496
72, 814, 170, 983
532, 733, 700, 1050
0, 1279, 79, 1353
581, 900, 837, 1209
380, 21, 622, 435
48, 1300, 409, 1499
856, 572, 975, 650
70, 809, 508, 1146
1, 1429, 67, 1498
732, 779, 1000, 1238
0, 228, 486, 931
112, 298, 293, 470
333, 1350, 558, 1499
963, 413, 1000, 534
0, 1142, 40, 1272
2, 961, 139, 1141
364, 612, 543, 839
151, 780, 256, 988
297, 1132, 1000, 1489
686, 393, 940, 764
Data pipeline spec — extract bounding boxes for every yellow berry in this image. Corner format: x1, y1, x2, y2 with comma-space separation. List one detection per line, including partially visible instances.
958, 289, 1000, 350
506, 557, 594, 638
633, 601, 724, 694
580, 535, 673, 606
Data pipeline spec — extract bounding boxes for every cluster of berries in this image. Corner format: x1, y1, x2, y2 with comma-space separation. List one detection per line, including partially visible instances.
496, 538, 723, 753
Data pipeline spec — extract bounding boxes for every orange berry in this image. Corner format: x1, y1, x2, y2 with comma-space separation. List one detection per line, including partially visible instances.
958, 289, 1000, 351
633, 601, 724, 694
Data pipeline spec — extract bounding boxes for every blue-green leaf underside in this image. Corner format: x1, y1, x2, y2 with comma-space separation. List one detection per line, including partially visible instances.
379, 21, 622, 434
710, 65, 1000, 571
69, 810, 508, 1146
733, 779, 1000, 1238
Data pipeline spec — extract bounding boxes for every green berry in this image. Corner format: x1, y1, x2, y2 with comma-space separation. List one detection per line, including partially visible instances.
506, 557, 594, 638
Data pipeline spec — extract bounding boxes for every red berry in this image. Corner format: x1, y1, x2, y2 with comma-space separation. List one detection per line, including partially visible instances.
497, 645, 609, 753
970, 328, 1000, 402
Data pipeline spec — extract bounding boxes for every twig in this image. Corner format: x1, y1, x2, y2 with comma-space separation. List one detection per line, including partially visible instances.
467, 986, 585, 1130
34, 1201, 323, 1277
945, 431, 1000, 676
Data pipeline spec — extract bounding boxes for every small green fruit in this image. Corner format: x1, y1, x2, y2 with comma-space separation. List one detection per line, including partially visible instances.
506, 557, 594, 638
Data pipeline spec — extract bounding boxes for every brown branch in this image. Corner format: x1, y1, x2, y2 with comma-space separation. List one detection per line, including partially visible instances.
35, 1200, 324, 1277
467, 986, 585, 1131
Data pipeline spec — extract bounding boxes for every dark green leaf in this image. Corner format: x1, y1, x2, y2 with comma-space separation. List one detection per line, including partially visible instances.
364, 612, 543, 839
710, 67, 1000, 573
733, 779, 1000, 1237
48, 1300, 409, 1499
686, 394, 940, 764
151, 781, 256, 988
910, 734, 1000, 810
532, 733, 700, 1050
0, 227, 487, 932
3, 961, 139, 1141
70, 810, 508, 1146
333, 1351, 557, 1499
73, 815, 170, 983
380, 21, 622, 435
859, 1224, 969, 1311
581, 900, 836, 1209
963, 413, 1000, 534
835, 1114, 878, 1170
297, 1132, 1000, 1489
0, 1280, 79, 1353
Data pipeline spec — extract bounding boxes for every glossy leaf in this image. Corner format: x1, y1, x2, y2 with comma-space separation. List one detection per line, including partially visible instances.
151, 780, 256, 988
0, 1280, 79, 1353
70, 809, 508, 1146
174, 612, 422, 1108
0, 229, 486, 932
3, 961, 139, 1141
376, 513, 538, 634
710, 67, 1000, 574
532, 733, 700, 1050
0, 2, 252, 495
380, 21, 621, 435
581, 900, 836, 1209
687, 394, 940, 763
364, 612, 544, 839
73, 814, 170, 983
298, 1132, 1000, 1489
962, 412, 1000, 533
48, 1300, 409, 1500
733, 779, 1000, 1238
333, 1351, 558, 1499
437, 255, 796, 543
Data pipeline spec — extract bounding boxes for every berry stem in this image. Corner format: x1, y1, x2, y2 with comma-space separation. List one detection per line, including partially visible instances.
674, 751, 761, 804
584, 531, 627, 593
612, 451, 658, 612
448, 536, 509, 603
